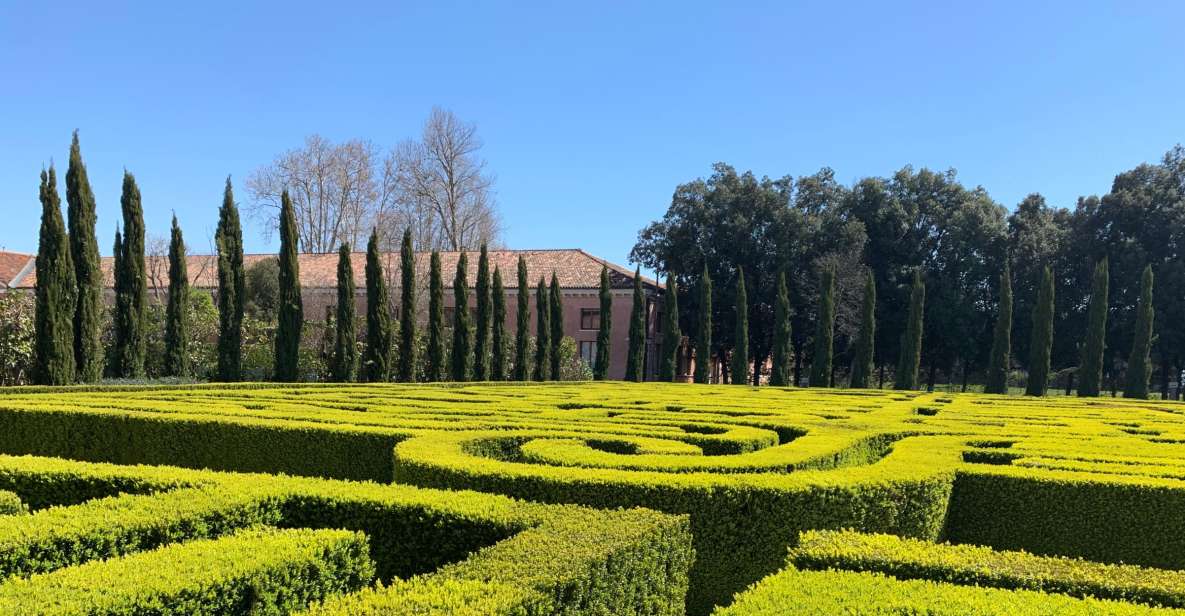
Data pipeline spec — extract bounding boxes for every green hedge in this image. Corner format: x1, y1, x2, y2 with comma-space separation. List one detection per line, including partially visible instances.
946, 467, 1185, 570
0, 528, 373, 615
714, 567, 1175, 616
0, 490, 24, 515
791, 529, 1185, 608
301, 578, 552, 616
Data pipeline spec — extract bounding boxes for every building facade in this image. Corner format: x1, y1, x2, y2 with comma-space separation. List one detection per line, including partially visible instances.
5, 248, 675, 381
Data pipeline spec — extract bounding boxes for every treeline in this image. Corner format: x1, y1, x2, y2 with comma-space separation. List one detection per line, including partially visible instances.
634, 148, 1185, 397
31, 133, 659, 385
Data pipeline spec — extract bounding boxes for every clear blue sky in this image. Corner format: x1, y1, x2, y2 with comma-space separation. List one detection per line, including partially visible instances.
2, 1, 1183, 269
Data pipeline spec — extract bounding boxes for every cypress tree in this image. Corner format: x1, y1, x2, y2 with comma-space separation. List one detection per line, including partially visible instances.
513, 256, 530, 380
473, 245, 491, 380
66, 131, 103, 382
850, 268, 876, 389
809, 266, 836, 387
274, 190, 303, 382
33, 166, 76, 385
770, 270, 792, 386
732, 267, 749, 385
116, 171, 147, 377
397, 229, 416, 382
491, 267, 507, 381
895, 269, 925, 390
984, 264, 1013, 394
625, 267, 646, 382
215, 177, 245, 381
452, 252, 472, 381
362, 229, 392, 382
163, 215, 189, 378
331, 244, 357, 382
693, 266, 713, 384
111, 226, 126, 377
593, 265, 612, 381
425, 251, 445, 382
533, 277, 551, 381
660, 274, 681, 382
1078, 258, 1109, 397
1124, 264, 1155, 399
1025, 265, 1055, 396
549, 272, 564, 379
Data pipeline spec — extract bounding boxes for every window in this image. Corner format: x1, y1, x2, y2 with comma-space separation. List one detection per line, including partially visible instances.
579, 340, 596, 365
580, 309, 601, 330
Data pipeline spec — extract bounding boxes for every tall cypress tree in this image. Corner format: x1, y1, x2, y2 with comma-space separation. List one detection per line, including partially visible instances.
594, 265, 612, 380
549, 272, 564, 380
66, 131, 102, 382
850, 268, 876, 389
397, 229, 416, 382
362, 229, 392, 382
425, 251, 445, 382
274, 190, 303, 382
1025, 266, 1054, 396
625, 267, 646, 382
1124, 264, 1155, 399
895, 269, 925, 390
1078, 257, 1109, 397
984, 264, 1013, 394
111, 226, 126, 377
215, 177, 245, 381
331, 244, 357, 382
452, 252, 472, 381
491, 266, 507, 381
473, 245, 491, 381
513, 256, 530, 380
533, 277, 551, 381
770, 271, 792, 386
732, 267, 749, 385
694, 265, 713, 384
33, 166, 75, 385
809, 266, 836, 387
660, 274, 681, 382
163, 215, 189, 378
116, 171, 147, 377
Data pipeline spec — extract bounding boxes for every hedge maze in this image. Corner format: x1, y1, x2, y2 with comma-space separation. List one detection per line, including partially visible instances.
0, 382, 1184, 614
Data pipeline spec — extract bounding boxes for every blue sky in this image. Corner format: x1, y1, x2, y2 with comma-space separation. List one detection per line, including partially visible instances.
2, 1, 1183, 269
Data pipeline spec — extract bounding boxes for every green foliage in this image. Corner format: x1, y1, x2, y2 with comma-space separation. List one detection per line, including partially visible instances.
426, 251, 445, 382
0, 528, 374, 615
66, 132, 103, 383
331, 244, 357, 382
215, 176, 245, 381
1025, 265, 1054, 396
452, 252, 473, 382
1079, 258, 1109, 397
0, 490, 24, 515
513, 256, 530, 381
625, 267, 646, 382
594, 265, 612, 381
274, 191, 303, 382
244, 257, 280, 320
0, 292, 35, 386
731, 267, 749, 385
474, 245, 491, 381
112, 171, 147, 378
491, 266, 507, 381
533, 277, 550, 381
660, 274, 681, 382
362, 230, 392, 382
163, 215, 189, 378
34, 165, 75, 385
397, 228, 417, 382
549, 272, 563, 380
768, 271, 791, 387
694, 265, 712, 384
1125, 265, 1154, 399
984, 264, 1013, 394
895, 269, 924, 390
809, 266, 835, 387
849, 268, 876, 389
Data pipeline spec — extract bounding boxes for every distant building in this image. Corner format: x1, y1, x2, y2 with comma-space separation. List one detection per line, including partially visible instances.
3, 248, 680, 381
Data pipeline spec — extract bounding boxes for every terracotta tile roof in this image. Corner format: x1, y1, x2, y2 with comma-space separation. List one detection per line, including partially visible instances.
0, 251, 35, 289
14, 249, 660, 292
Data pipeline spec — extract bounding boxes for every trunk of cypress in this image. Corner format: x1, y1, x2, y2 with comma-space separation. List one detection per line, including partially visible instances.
1124, 264, 1155, 399
984, 264, 1013, 394
1025, 265, 1055, 396
274, 190, 303, 382
397, 229, 417, 382
849, 268, 876, 389
694, 265, 713, 384
163, 215, 189, 377
452, 252, 472, 381
770, 270, 792, 386
34, 166, 76, 385
425, 251, 445, 382
895, 269, 924, 390
1078, 257, 1109, 397
809, 266, 836, 387
660, 274, 681, 382
362, 229, 392, 382
594, 265, 612, 380
731, 267, 749, 385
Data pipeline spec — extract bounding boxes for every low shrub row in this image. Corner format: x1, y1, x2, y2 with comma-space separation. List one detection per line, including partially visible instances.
0, 528, 373, 615
0, 491, 24, 515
